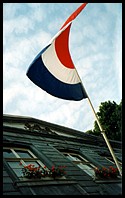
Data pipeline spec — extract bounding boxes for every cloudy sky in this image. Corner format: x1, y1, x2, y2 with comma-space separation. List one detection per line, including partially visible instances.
3, 3, 122, 132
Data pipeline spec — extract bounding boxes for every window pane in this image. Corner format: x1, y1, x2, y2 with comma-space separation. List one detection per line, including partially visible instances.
78, 164, 95, 177
8, 161, 21, 168
71, 155, 82, 161
3, 150, 15, 158
66, 155, 76, 161
64, 153, 95, 178
13, 168, 23, 177
16, 150, 32, 158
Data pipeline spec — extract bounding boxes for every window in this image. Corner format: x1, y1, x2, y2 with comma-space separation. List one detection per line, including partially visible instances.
99, 152, 122, 169
3, 147, 46, 179
105, 156, 122, 167
63, 152, 96, 178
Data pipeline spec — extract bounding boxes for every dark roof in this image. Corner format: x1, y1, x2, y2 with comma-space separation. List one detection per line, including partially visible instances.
3, 114, 122, 195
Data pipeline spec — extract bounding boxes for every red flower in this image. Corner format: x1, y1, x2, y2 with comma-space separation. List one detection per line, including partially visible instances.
21, 163, 67, 179
19, 161, 22, 165
51, 166, 55, 171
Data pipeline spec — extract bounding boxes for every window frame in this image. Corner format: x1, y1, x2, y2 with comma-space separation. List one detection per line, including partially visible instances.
61, 150, 122, 182
105, 156, 122, 166
3, 147, 47, 180
62, 151, 96, 178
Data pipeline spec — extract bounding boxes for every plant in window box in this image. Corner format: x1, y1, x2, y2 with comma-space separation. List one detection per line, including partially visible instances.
94, 166, 119, 179
21, 164, 45, 179
48, 165, 67, 179
19, 162, 66, 179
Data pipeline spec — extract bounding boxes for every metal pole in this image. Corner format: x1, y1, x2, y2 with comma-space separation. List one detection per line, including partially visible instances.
75, 69, 122, 176
87, 96, 122, 176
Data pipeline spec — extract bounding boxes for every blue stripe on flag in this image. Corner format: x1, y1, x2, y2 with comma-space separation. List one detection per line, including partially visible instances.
27, 54, 86, 101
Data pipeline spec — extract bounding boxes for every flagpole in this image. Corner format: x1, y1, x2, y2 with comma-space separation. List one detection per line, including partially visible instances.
61, 1, 122, 175
87, 95, 122, 176
75, 70, 122, 176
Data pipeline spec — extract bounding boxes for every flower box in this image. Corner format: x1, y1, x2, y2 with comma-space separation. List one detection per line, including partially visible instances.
19, 162, 66, 180
94, 166, 119, 180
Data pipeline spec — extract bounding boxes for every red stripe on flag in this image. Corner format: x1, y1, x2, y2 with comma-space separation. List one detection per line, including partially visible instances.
55, 24, 75, 69
60, 3, 88, 30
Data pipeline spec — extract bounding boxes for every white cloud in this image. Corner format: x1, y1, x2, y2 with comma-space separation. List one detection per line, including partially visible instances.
3, 3, 122, 133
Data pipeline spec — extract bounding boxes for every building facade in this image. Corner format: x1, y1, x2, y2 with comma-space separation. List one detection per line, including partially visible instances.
3, 114, 122, 195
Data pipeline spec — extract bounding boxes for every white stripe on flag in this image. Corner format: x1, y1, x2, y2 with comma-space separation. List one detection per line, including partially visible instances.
42, 40, 81, 84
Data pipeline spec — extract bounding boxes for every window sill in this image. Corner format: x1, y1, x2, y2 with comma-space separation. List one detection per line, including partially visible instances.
14, 178, 76, 188
94, 178, 122, 184
20, 175, 66, 181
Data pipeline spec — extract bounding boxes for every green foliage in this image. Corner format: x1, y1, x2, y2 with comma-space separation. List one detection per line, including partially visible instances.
86, 100, 122, 141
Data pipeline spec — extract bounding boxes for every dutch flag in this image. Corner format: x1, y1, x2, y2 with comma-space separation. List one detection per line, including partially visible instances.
26, 3, 88, 101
